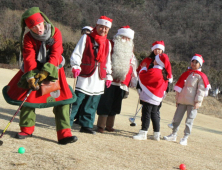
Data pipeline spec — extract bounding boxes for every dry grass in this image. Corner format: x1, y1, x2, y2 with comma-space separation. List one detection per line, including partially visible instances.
0, 68, 222, 170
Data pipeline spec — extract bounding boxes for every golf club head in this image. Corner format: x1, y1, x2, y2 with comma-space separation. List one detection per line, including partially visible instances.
0, 140, 3, 146
130, 122, 137, 126
129, 117, 135, 123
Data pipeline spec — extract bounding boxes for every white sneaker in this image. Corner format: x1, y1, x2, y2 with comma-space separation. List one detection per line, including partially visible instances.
133, 130, 148, 140
180, 138, 188, 146
168, 123, 173, 129
153, 132, 161, 141
163, 133, 177, 141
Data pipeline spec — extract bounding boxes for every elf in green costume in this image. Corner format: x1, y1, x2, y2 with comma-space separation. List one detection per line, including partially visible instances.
2, 7, 77, 145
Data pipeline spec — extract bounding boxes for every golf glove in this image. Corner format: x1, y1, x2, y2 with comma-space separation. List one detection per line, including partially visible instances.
27, 78, 39, 90
72, 68, 80, 78
35, 70, 49, 82
106, 80, 112, 88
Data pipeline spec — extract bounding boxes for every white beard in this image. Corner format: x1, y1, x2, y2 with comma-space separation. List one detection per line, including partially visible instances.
111, 35, 134, 82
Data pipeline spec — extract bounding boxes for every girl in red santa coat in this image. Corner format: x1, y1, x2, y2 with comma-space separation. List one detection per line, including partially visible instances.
133, 53, 172, 140
164, 54, 211, 146
136, 41, 172, 117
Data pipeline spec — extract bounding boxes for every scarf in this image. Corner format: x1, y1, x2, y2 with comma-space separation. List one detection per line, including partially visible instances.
175, 69, 211, 93
90, 28, 108, 63
30, 23, 52, 63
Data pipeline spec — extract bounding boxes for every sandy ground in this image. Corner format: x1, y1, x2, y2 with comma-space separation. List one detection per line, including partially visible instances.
0, 68, 221, 170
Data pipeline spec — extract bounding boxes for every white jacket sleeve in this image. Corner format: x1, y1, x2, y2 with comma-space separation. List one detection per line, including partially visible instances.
106, 41, 113, 81
70, 34, 87, 71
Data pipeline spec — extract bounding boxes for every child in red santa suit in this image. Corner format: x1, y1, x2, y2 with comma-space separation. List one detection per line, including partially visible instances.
136, 41, 172, 121
133, 53, 172, 141
164, 54, 211, 145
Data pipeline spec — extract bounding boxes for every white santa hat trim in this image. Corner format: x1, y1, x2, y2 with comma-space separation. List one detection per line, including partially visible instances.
151, 44, 165, 51
97, 19, 112, 28
191, 54, 204, 66
116, 27, 134, 40
82, 26, 93, 31
155, 54, 165, 67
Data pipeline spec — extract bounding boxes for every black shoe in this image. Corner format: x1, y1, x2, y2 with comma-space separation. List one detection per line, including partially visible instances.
15, 132, 33, 139
80, 127, 96, 134
58, 136, 78, 145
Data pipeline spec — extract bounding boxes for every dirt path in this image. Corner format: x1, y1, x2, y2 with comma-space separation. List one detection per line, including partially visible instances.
0, 68, 221, 170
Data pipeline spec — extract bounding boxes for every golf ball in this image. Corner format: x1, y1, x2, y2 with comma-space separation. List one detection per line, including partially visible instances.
18, 147, 25, 154
179, 164, 186, 170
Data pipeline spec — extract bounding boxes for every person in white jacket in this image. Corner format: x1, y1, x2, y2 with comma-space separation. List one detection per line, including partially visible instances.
164, 54, 211, 145
69, 16, 113, 134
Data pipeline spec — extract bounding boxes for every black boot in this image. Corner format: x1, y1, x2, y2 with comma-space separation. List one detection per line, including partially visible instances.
58, 136, 78, 145
80, 127, 96, 134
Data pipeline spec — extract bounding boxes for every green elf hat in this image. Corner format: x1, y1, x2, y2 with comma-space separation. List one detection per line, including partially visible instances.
20, 7, 55, 52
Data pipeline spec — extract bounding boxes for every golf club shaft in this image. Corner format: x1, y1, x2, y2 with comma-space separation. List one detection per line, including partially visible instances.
135, 98, 140, 115
133, 105, 143, 119
69, 77, 77, 116
0, 79, 39, 139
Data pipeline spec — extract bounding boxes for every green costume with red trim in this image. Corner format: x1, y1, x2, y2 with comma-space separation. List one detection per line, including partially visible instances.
2, 7, 76, 142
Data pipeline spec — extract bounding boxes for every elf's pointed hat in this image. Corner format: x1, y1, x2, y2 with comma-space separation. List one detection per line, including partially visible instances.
191, 54, 204, 66
116, 25, 135, 40
151, 40, 165, 51
20, 7, 54, 53
155, 53, 173, 83
97, 16, 113, 28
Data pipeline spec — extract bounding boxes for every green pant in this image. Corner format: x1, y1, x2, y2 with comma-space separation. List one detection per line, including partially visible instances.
20, 104, 71, 131
70, 91, 101, 128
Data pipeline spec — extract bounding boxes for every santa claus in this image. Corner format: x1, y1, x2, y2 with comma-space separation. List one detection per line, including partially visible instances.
97, 26, 138, 133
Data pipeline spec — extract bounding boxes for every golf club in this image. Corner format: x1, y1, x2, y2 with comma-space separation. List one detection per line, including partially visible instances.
0, 79, 39, 146
69, 77, 77, 116
129, 98, 140, 126
129, 105, 143, 126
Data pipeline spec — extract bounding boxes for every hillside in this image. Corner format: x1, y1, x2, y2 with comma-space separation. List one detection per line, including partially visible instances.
1, 0, 222, 68
1, 0, 222, 89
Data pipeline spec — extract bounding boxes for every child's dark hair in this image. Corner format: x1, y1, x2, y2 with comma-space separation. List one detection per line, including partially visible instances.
148, 51, 156, 60
81, 29, 91, 35
162, 68, 168, 80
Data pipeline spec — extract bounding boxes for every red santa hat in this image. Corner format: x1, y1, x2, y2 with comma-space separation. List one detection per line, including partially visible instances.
116, 25, 135, 40
151, 40, 165, 52
97, 16, 113, 28
155, 53, 173, 83
24, 13, 44, 29
191, 54, 204, 66
82, 26, 93, 31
